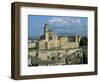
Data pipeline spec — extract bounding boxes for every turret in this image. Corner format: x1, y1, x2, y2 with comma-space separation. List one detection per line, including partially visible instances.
75, 35, 81, 43
44, 24, 49, 41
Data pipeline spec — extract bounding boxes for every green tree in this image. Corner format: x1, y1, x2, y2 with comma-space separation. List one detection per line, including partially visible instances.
79, 36, 88, 47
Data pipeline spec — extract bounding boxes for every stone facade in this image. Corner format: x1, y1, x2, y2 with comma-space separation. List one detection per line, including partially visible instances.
37, 24, 80, 49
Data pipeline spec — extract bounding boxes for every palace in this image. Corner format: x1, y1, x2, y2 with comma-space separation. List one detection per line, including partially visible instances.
36, 24, 80, 49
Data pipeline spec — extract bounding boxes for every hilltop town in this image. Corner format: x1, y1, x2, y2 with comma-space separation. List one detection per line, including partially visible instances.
28, 24, 87, 66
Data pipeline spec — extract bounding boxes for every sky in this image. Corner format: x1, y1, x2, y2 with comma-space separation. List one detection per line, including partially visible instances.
28, 15, 88, 38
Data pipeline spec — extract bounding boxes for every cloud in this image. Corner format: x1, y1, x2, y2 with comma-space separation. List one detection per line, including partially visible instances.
47, 16, 87, 36
49, 17, 64, 24
48, 17, 66, 27
48, 17, 83, 27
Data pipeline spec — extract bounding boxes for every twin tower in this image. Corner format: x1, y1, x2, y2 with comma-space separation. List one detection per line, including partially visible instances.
37, 24, 81, 49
